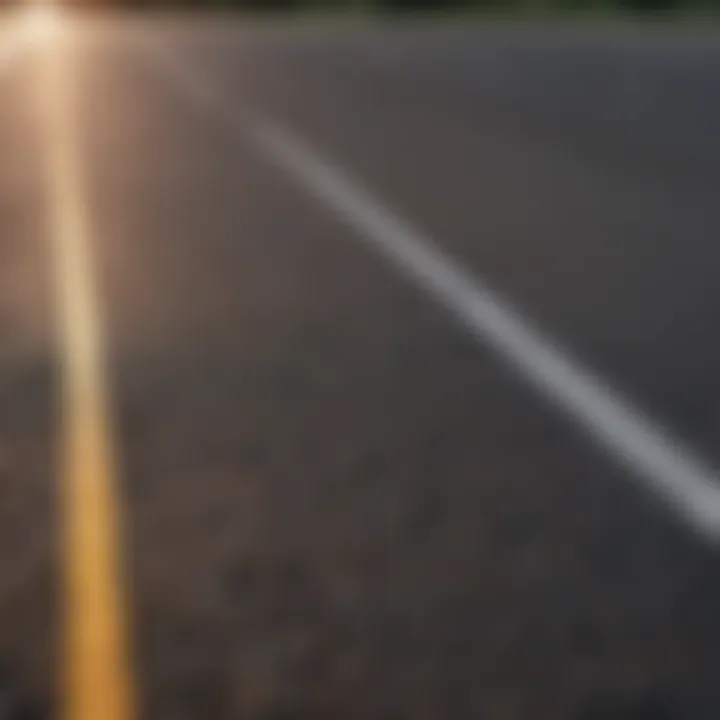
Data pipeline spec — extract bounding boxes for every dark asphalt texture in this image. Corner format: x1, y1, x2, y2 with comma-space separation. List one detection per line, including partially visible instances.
0, 50, 54, 720
4, 15, 720, 719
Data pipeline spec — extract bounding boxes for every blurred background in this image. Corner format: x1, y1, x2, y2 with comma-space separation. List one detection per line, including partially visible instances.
1, 1, 720, 719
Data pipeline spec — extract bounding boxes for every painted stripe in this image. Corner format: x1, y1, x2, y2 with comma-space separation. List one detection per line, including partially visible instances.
35, 20, 135, 720
253, 120, 720, 542
143, 46, 720, 542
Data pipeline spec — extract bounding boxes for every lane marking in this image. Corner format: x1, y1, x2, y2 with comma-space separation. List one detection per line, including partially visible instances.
143, 46, 720, 543
35, 19, 135, 720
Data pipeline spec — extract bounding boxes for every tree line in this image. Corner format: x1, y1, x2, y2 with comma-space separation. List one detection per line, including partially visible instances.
114, 0, 717, 13
210, 0, 715, 11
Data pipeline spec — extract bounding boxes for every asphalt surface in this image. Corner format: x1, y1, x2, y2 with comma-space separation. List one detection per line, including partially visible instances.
3, 13, 720, 720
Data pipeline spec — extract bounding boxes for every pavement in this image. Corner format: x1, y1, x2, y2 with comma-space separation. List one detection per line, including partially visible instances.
3, 11, 720, 720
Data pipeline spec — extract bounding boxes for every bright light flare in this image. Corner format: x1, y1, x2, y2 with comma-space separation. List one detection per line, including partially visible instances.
23, 2, 62, 43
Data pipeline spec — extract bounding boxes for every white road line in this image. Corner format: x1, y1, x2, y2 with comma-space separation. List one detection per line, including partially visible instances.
252, 120, 720, 541
143, 46, 720, 543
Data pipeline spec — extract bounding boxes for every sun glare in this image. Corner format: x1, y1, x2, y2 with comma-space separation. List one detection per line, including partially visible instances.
24, 1, 62, 42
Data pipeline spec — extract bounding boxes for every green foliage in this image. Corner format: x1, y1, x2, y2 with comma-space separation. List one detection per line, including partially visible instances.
130, 0, 718, 15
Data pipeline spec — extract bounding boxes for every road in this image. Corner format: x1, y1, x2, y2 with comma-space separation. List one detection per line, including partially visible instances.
2, 11, 720, 719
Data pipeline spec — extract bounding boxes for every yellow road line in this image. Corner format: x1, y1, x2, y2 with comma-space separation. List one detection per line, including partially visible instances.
35, 18, 135, 720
